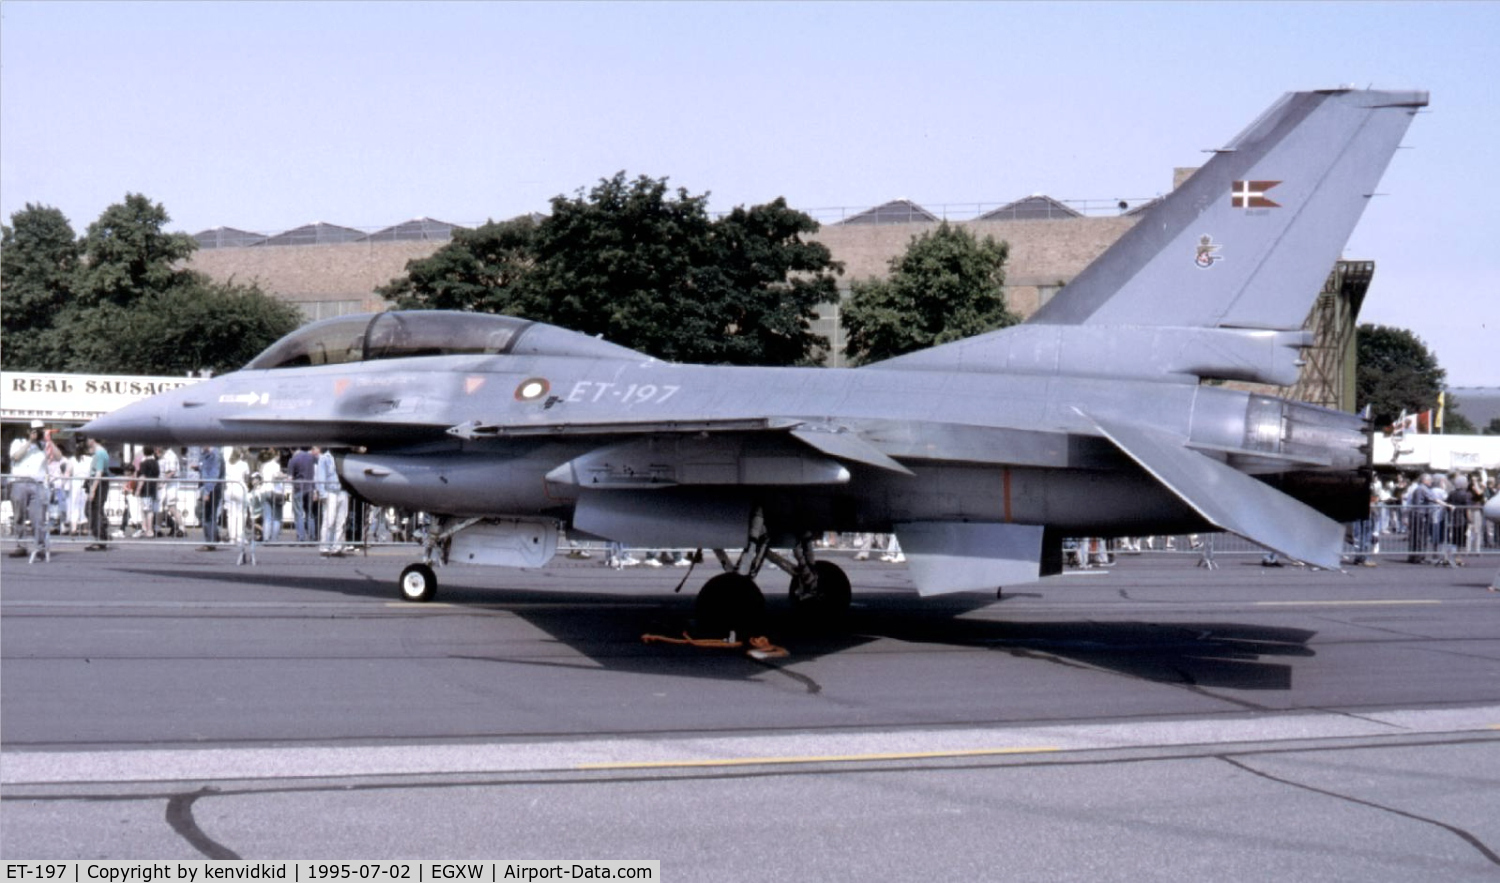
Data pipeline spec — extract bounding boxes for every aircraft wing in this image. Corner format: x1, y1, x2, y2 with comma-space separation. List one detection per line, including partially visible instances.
1080, 410, 1345, 570
452, 416, 916, 488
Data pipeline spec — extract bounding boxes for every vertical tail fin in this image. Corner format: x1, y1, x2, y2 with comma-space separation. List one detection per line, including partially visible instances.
1028, 88, 1427, 330
871, 89, 1427, 377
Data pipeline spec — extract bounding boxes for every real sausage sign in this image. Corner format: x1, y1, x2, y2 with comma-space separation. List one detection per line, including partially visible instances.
1, 371, 201, 423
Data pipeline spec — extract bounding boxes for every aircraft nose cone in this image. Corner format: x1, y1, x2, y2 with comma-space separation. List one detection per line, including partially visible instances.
81, 398, 168, 444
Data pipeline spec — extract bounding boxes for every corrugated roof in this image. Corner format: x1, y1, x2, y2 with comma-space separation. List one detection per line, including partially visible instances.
256, 222, 366, 247
357, 217, 463, 243
193, 227, 268, 249
835, 199, 939, 225
979, 195, 1082, 221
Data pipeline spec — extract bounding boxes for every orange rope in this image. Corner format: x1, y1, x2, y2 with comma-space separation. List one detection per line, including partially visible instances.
641, 632, 789, 659
642, 631, 743, 649
746, 635, 789, 659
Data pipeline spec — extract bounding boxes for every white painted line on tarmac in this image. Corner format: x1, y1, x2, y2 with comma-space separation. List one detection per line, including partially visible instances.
577, 746, 1061, 771
381, 602, 658, 610
4, 705, 1497, 787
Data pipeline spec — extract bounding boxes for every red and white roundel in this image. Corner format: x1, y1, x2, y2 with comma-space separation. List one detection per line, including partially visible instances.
514, 378, 550, 401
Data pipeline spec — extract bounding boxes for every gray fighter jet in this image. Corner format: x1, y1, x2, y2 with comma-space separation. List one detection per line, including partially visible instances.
84, 88, 1428, 632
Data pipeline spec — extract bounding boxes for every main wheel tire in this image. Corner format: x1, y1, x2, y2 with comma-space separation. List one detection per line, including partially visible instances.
788, 560, 852, 625
695, 573, 765, 638
399, 563, 437, 602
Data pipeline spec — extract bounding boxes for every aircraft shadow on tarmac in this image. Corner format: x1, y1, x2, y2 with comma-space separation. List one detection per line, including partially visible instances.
119, 564, 1315, 693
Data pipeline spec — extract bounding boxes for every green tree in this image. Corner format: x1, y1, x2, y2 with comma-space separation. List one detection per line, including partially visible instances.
55, 279, 302, 375
0, 204, 81, 370
378, 216, 539, 313
1356, 324, 1446, 428
841, 221, 1016, 366
380, 173, 841, 365
5, 194, 301, 375
526, 173, 722, 362
1485, 418, 1500, 436
73, 193, 198, 309
687, 197, 839, 366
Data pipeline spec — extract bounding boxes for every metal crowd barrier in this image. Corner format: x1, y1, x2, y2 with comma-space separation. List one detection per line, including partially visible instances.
5, 479, 1496, 569
0, 474, 411, 563
1077, 503, 1498, 567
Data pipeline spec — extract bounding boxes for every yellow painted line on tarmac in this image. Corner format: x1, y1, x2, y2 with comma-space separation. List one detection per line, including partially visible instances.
1253, 600, 1442, 607
577, 746, 1061, 771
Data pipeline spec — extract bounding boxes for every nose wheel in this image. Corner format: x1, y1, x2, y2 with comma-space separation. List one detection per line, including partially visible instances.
399, 563, 437, 602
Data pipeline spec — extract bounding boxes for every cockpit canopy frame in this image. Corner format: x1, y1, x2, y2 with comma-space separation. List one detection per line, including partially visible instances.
245, 312, 534, 370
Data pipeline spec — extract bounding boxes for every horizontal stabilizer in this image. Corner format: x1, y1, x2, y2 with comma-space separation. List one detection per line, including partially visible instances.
1081, 411, 1344, 570
894, 522, 1045, 596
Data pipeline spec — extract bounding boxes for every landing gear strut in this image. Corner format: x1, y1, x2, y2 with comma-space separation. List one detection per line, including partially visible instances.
693, 511, 852, 636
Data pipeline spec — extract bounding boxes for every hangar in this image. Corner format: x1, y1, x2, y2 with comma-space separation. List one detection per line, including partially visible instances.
179, 168, 1366, 406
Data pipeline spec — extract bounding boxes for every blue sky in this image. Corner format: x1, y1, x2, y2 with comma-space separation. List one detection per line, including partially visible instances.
2, 1, 1496, 386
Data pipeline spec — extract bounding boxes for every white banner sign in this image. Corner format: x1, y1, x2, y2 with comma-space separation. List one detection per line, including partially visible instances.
1, 371, 201, 423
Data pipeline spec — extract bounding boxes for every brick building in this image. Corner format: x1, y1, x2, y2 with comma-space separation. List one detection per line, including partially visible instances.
186, 200, 1142, 359
181, 167, 1368, 407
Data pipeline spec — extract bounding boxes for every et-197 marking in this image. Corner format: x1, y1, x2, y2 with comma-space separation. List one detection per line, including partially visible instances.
565, 381, 680, 405
4, 866, 68, 880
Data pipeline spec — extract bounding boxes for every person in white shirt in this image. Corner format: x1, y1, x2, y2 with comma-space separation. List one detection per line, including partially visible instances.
223, 447, 253, 544
258, 450, 285, 543
156, 446, 181, 537
46, 440, 71, 536
69, 448, 91, 535
9, 423, 50, 561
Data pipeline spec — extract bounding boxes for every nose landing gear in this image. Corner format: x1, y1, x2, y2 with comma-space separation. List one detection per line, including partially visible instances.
399, 562, 438, 602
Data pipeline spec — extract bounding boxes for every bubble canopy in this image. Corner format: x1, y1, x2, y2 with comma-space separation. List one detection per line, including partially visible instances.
245, 312, 534, 370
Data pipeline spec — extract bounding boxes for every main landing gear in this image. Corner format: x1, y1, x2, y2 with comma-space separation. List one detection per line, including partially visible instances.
391, 511, 854, 638
692, 508, 853, 638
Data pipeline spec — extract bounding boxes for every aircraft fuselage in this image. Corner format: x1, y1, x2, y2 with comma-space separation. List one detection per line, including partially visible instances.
91, 349, 1366, 543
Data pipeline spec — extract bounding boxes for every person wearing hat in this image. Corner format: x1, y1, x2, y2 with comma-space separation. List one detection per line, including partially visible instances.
8, 421, 51, 563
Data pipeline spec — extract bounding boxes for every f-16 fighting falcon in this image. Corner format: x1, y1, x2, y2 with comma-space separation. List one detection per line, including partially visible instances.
85, 88, 1428, 634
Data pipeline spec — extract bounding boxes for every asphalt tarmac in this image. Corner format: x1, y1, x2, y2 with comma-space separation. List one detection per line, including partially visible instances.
3, 543, 1499, 878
